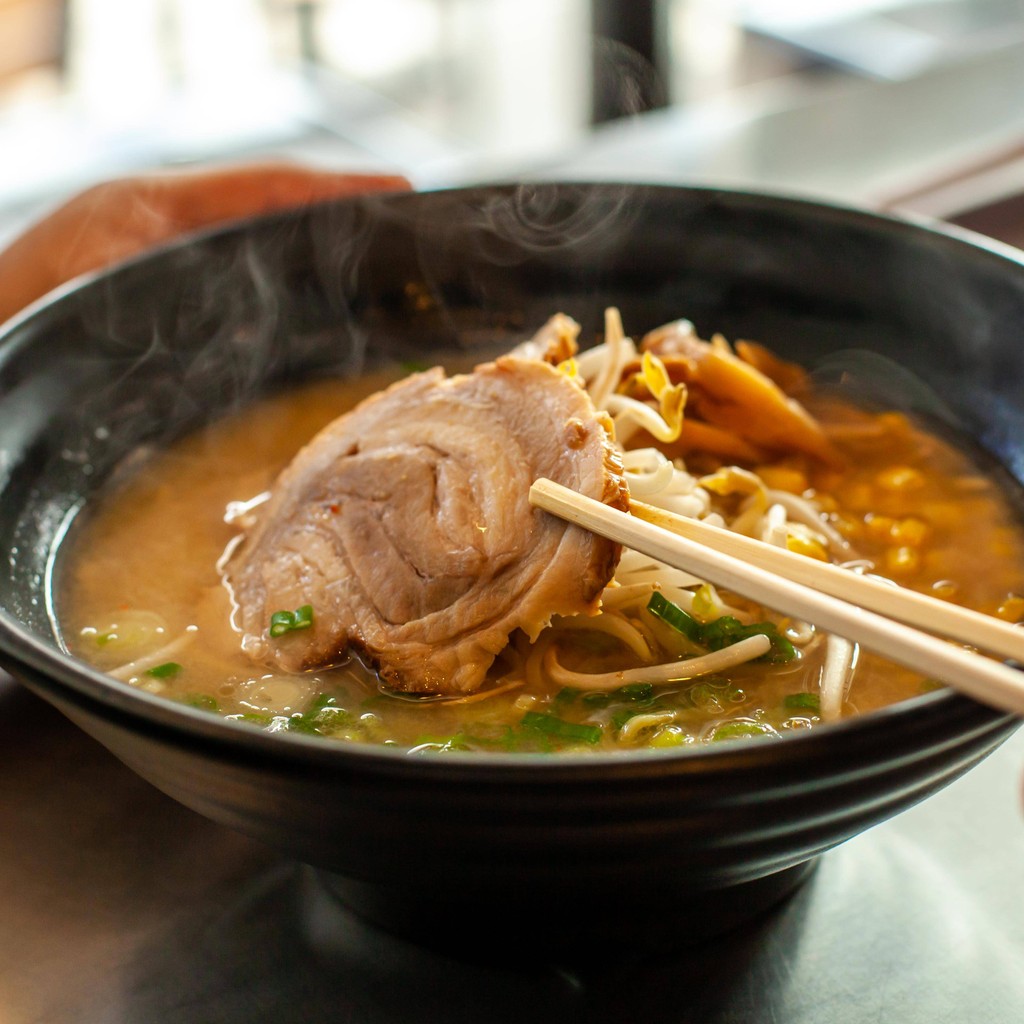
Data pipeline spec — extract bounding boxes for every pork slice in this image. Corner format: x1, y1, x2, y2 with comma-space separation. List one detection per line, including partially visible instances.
224, 356, 628, 694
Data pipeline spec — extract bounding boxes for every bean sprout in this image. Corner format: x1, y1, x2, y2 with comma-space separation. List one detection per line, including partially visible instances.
109, 627, 199, 683
543, 634, 771, 691
559, 311, 866, 724
819, 636, 856, 722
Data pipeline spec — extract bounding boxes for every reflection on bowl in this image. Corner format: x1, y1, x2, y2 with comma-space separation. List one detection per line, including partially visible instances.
0, 184, 1019, 953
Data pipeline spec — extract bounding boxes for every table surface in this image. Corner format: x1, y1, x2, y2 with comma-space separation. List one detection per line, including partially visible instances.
0, 668, 1021, 1024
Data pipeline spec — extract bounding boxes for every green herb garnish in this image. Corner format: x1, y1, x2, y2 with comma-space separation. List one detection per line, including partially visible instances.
698, 616, 794, 662
646, 593, 796, 663
783, 692, 820, 711
269, 604, 314, 638
552, 686, 581, 707
710, 720, 774, 741
285, 692, 350, 735
617, 682, 655, 702
647, 591, 702, 641
236, 712, 272, 725
687, 679, 744, 713
610, 708, 642, 732
184, 693, 219, 711
520, 711, 602, 745
582, 682, 655, 709
147, 661, 182, 679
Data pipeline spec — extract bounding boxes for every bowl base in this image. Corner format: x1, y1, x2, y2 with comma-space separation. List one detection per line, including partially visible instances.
315, 859, 819, 962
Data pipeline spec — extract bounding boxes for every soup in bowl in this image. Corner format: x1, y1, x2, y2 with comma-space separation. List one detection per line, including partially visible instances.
57, 310, 1024, 752
0, 184, 1019, 951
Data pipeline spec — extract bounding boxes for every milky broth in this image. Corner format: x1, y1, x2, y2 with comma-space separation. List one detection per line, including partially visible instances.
57, 373, 1024, 752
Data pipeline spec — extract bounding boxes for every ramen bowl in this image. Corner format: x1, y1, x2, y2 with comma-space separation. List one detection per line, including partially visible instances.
0, 184, 1019, 956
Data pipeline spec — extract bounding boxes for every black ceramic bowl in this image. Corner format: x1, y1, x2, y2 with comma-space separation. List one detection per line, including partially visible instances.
0, 184, 1019, 955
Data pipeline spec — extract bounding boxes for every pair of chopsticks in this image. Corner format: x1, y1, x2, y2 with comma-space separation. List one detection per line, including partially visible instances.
529, 478, 1024, 717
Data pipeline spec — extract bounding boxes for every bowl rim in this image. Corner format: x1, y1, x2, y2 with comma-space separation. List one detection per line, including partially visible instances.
5, 624, 1012, 780
0, 180, 1020, 775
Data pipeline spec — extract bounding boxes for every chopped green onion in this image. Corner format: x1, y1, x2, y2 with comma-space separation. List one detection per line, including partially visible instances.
687, 680, 743, 713
305, 692, 339, 716
784, 692, 820, 711
691, 583, 719, 620
184, 693, 218, 712
286, 692, 350, 735
647, 591, 702, 641
286, 716, 322, 735
520, 711, 602, 745
581, 683, 654, 709
227, 711, 273, 726
649, 726, 689, 748
646, 593, 796, 663
146, 661, 182, 679
699, 616, 797, 662
617, 682, 655, 702
710, 720, 774, 742
269, 604, 314, 638
611, 708, 641, 732
752, 626, 797, 663
697, 615, 745, 646
429, 732, 475, 752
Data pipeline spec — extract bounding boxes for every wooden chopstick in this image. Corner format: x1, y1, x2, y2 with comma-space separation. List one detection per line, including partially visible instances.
629, 497, 1024, 665
529, 477, 1024, 717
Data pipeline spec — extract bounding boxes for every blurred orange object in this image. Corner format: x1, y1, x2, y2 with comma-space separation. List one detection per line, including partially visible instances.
0, 161, 410, 324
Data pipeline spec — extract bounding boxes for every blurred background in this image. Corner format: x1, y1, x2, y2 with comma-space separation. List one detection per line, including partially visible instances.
3, 0, 1024, 239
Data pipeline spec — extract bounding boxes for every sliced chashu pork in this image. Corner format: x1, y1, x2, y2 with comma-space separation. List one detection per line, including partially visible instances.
224, 356, 628, 694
